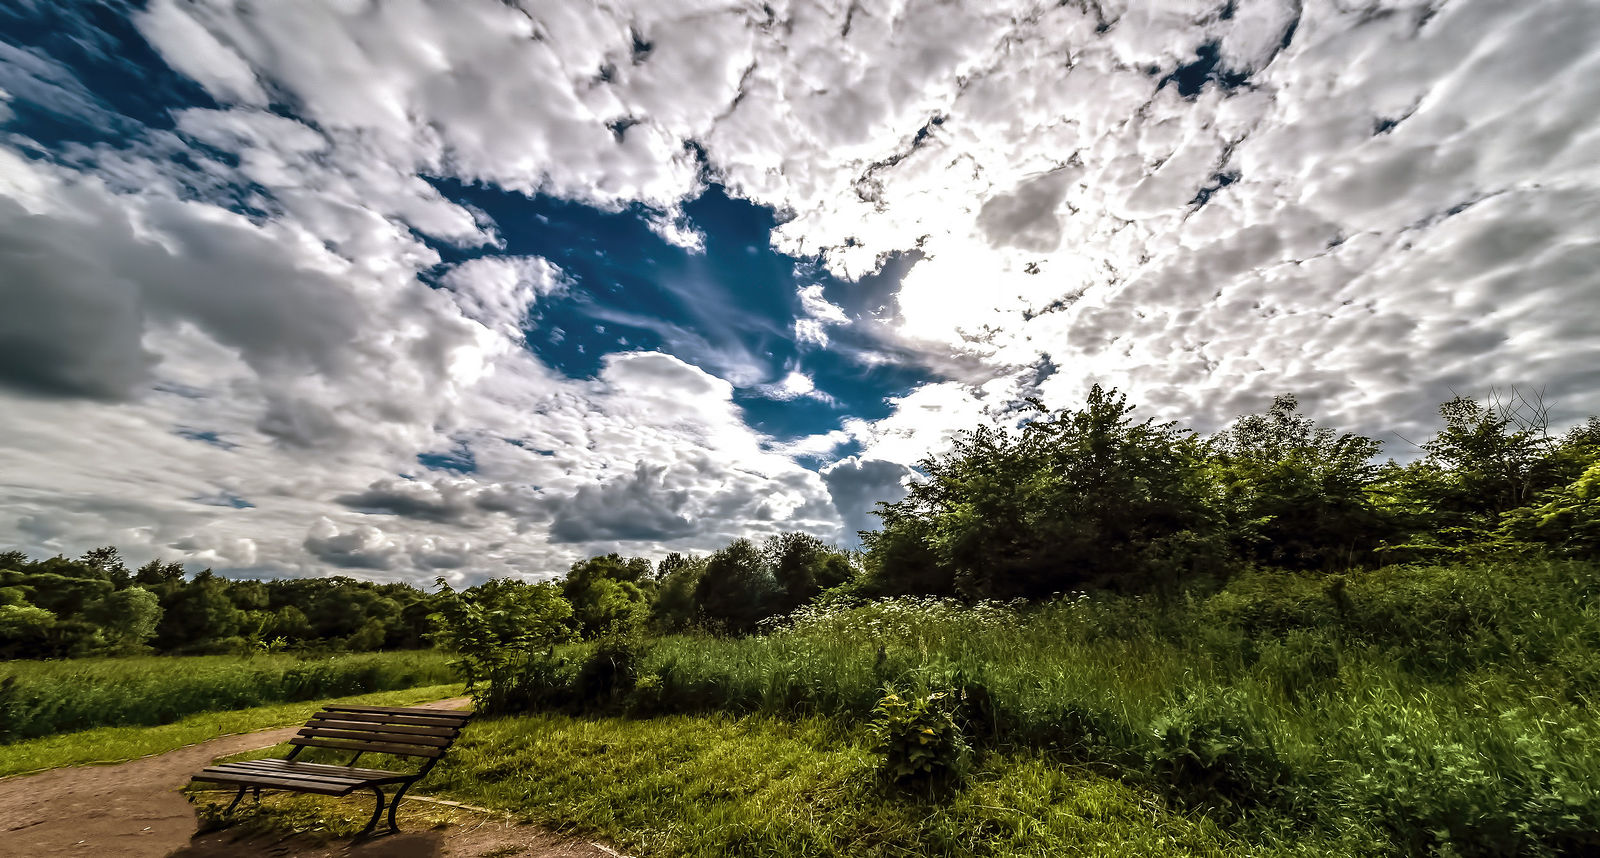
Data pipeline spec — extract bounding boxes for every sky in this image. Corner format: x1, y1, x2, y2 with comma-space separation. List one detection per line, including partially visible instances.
1, 0, 1597, 584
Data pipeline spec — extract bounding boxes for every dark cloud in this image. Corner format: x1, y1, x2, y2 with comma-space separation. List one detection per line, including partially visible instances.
977, 169, 1073, 252
821, 456, 912, 544
0, 198, 156, 399
548, 462, 697, 544
335, 478, 481, 525
302, 521, 400, 570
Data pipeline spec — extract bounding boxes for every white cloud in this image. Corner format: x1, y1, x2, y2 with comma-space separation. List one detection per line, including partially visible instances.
135, 0, 268, 106
4, 0, 1600, 582
793, 283, 851, 346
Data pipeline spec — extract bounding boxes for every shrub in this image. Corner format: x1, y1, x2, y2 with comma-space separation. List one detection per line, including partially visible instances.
1143, 688, 1304, 815
869, 686, 970, 787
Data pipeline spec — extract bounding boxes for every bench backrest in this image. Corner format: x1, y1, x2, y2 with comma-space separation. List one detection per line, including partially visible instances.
290, 704, 473, 760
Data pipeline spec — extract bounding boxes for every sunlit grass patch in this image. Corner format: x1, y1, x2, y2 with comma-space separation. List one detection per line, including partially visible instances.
0, 650, 456, 741
0, 683, 462, 777
423, 711, 1329, 858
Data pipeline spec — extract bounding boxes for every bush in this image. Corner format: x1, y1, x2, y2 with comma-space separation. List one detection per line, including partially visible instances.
869, 686, 970, 787
1143, 688, 1304, 815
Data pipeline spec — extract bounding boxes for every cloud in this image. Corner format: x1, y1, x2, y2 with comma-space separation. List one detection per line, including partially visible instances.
793, 284, 850, 347
335, 478, 485, 525
440, 256, 565, 339
3, 0, 1599, 585
548, 462, 695, 544
303, 518, 404, 570
756, 370, 833, 403
821, 457, 913, 544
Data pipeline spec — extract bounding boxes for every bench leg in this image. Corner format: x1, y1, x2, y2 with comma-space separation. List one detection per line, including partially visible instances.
386, 781, 417, 833
223, 786, 248, 815
355, 787, 386, 839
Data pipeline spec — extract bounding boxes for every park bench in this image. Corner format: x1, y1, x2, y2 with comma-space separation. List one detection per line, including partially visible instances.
189, 703, 473, 837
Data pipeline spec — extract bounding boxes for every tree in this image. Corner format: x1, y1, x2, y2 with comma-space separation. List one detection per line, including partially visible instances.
153, 570, 241, 652
0, 603, 57, 658
1498, 454, 1600, 559
650, 552, 706, 632
762, 532, 853, 611
134, 559, 186, 589
694, 539, 778, 633
563, 554, 653, 639
430, 577, 577, 707
84, 586, 162, 650
1419, 393, 1559, 519
866, 386, 1229, 599
1211, 394, 1392, 569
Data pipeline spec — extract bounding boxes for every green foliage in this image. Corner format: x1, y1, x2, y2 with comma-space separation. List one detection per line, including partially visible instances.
0, 548, 444, 658
471, 560, 1600, 856
0, 603, 57, 659
1145, 687, 1300, 814
694, 538, 779, 633
577, 629, 650, 705
0, 651, 453, 742
650, 552, 706, 632
83, 585, 162, 650
869, 686, 970, 786
1211, 394, 1393, 569
868, 386, 1230, 599
764, 532, 854, 611
431, 712, 1293, 858
1498, 455, 1600, 559
563, 554, 654, 639
429, 576, 576, 713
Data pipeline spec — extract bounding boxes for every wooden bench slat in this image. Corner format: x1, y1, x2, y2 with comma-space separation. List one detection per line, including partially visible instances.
193, 770, 357, 795
310, 710, 470, 728
222, 759, 405, 781
289, 736, 446, 758
321, 705, 472, 719
201, 764, 371, 787
307, 716, 460, 737
297, 726, 453, 747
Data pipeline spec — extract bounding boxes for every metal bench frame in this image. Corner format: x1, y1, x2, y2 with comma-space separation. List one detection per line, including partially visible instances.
189, 703, 473, 837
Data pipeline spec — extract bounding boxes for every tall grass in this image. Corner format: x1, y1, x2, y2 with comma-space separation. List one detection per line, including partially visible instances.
0, 650, 454, 741
493, 560, 1600, 856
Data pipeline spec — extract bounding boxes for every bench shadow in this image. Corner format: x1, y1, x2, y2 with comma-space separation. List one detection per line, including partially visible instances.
168, 829, 445, 857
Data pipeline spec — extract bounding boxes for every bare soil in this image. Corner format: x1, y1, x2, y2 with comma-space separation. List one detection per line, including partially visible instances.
0, 698, 613, 858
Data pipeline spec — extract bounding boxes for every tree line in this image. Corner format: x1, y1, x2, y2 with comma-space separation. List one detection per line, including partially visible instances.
437, 387, 1600, 657
8, 387, 1599, 659
0, 549, 436, 658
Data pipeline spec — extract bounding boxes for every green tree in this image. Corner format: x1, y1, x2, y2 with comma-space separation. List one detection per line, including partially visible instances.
867, 386, 1229, 599
650, 552, 706, 632
1420, 393, 1559, 519
762, 532, 853, 611
431, 577, 577, 710
1498, 454, 1600, 559
563, 554, 653, 639
1211, 394, 1392, 569
84, 586, 162, 650
0, 603, 57, 658
694, 539, 778, 633
80, 546, 131, 588
152, 570, 241, 652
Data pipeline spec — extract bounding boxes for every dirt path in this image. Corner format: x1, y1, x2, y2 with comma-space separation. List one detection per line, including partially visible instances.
0, 698, 612, 858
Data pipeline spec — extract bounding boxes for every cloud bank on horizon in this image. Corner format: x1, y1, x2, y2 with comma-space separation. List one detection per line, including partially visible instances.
0, 0, 1596, 583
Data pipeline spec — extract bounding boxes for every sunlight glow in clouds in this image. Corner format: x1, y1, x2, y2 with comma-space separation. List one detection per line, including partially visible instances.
0, 0, 1597, 582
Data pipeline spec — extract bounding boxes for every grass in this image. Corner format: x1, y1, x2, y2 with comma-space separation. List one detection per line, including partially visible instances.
0, 649, 455, 741
0, 682, 463, 777
475, 560, 1600, 856
223, 710, 1336, 857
